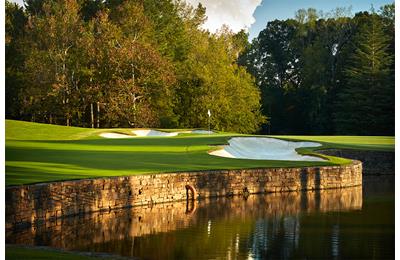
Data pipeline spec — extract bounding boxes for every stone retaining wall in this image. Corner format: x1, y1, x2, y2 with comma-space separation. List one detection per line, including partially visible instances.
6, 161, 362, 230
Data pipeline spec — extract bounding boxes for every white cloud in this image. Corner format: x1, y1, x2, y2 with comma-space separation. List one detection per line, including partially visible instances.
10, 0, 261, 33
185, 0, 262, 33
10, 0, 24, 6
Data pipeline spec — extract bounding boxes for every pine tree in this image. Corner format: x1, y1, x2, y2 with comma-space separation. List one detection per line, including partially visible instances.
334, 13, 394, 135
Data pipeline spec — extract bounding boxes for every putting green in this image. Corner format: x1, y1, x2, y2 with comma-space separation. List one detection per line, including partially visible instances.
5, 120, 394, 186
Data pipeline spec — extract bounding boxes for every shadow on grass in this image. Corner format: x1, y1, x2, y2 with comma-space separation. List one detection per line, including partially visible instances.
8, 135, 234, 147
6, 145, 335, 186
6, 134, 342, 186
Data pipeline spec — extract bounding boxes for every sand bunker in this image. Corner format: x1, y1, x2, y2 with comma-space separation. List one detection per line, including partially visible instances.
99, 133, 135, 139
191, 130, 214, 134
101, 129, 215, 138
209, 137, 325, 161
132, 129, 178, 137
132, 129, 214, 136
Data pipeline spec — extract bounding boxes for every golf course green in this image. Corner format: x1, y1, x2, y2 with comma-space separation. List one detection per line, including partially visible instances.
5, 120, 394, 186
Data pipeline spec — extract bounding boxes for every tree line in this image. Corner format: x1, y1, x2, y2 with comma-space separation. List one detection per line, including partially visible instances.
6, 1, 394, 135
239, 4, 394, 135
5, 0, 264, 133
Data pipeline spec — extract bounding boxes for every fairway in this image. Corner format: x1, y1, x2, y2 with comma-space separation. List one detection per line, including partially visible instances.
5, 120, 394, 186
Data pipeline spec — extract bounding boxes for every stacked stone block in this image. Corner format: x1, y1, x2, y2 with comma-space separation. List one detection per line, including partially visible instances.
6, 161, 362, 230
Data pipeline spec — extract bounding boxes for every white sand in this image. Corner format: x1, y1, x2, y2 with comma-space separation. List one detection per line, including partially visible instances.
209, 137, 325, 161
101, 129, 215, 138
191, 130, 214, 134
132, 129, 215, 136
132, 129, 178, 137
99, 133, 135, 139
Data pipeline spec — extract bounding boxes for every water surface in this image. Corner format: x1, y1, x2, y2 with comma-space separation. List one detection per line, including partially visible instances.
7, 176, 394, 259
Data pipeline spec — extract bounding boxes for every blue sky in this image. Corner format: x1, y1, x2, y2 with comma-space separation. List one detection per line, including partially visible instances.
249, 0, 394, 39
10, 0, 394, 40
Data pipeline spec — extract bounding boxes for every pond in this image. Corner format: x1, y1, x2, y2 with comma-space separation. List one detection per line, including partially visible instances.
6, 176, 394, 259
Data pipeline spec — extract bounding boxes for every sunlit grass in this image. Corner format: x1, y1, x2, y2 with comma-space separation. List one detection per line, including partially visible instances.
5, 120, 394, 186
271, 135, 394, 151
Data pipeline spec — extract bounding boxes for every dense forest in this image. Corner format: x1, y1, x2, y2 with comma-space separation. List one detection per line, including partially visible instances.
240, 5, 395, 135
5, 0, 394, 135
5, 0, 264, 133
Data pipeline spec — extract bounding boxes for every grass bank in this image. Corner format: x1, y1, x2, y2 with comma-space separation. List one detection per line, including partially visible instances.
5, 245, 119, 260
5, 120, 394, 186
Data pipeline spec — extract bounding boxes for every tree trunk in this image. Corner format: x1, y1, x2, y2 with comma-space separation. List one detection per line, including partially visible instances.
91, 103, 94, 129
97, 102, 100, 128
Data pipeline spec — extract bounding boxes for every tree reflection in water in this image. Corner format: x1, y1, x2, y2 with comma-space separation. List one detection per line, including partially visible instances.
7, 185, 394, 259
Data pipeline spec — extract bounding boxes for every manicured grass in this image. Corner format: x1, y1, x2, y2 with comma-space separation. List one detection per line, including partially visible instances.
5, 119, 96, 140
5, 120, 394, 186
271, 135, 395, 151
5, 245, 101, 260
